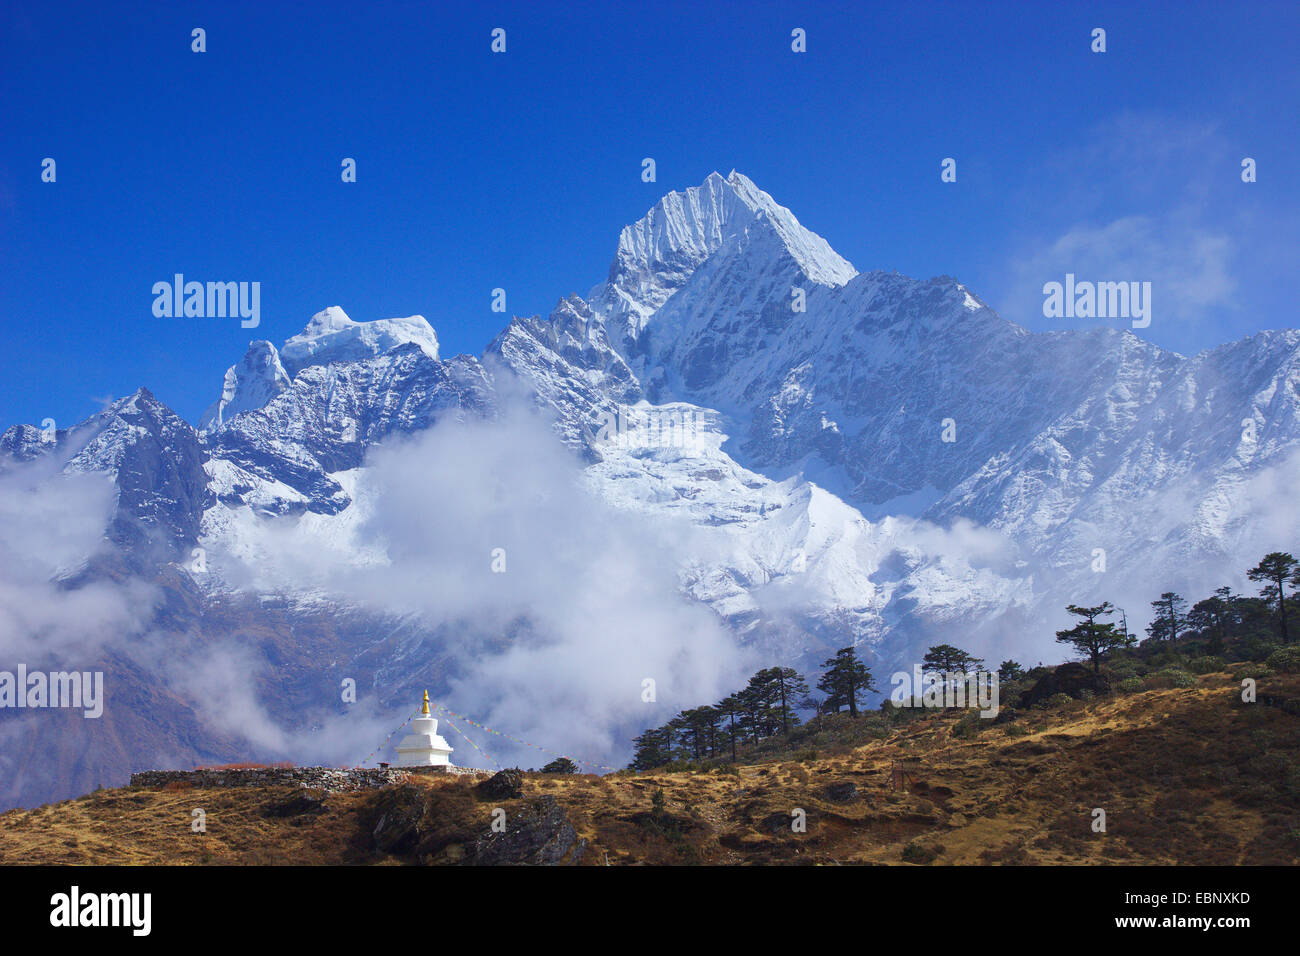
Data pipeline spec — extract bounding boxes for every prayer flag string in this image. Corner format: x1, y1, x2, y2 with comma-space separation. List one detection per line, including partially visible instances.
432, 702, 621, 773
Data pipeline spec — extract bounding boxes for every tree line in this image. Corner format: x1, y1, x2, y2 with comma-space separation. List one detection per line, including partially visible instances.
1053, 550, 1299, 673
630, 644, 1005, 770
628, 550, 1300, 771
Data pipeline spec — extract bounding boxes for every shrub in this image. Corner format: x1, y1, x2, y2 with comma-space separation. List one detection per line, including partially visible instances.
1154, 671, 1190, 691
1188, 656, 1227, 674
1265, 646, 1300, 674
1040, 692, 1075, 710
1117, 676, 1145, 694
1145, 668, 1198, 689
1145, 649, 1186, 670
1004, 723, 1030, 738
1105, 661, 1140, 681
901, 841, 940, 865
951, 714, 979, 738
1233, 664, 1273, 682
1241, 638, 1282, 662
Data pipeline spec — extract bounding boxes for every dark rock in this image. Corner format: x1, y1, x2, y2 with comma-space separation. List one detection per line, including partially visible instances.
1019, 662, 1110, 708
825, 782, 858, 802
368, 784, 430, 855
759, 810, 803, 835
265, 790, 328, 818
470, 796, 586, 866
476, 768, 524, 800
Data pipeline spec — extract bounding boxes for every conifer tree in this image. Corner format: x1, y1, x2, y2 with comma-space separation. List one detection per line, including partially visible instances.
630, 726, 673, 770
1247, 552, 1299, 644
1189, 590, 1231, 655
1055, 602, 1134, 674
716, 693, 743, 762
816, 646, 877, 717
997, 660, 1025, 682
921, 643, 984, 675
1146, 592, 1188, 643
767, 666, 809, 735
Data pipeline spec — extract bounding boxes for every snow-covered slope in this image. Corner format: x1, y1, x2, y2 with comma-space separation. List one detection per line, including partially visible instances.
591, 171, 856, 347
6, 170, 1296, 654
199, 340, 292, 432
160, 171, 1300, 657
4, 170, 1299, 808
280, 306, 441, 376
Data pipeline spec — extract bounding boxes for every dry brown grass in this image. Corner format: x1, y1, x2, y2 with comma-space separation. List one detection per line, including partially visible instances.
2, 674, 1297, 865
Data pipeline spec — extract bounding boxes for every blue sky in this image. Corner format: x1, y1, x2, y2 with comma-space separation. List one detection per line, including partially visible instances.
2, 0, 1297, 430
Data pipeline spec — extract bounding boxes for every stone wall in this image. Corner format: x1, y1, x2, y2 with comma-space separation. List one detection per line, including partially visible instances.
129, 765, 488, 792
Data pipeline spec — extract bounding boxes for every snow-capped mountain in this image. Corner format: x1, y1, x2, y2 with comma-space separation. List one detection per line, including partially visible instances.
4, 170, 1298, 808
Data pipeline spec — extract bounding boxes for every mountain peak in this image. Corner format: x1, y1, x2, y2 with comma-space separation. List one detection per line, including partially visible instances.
280, 307, 440, 377
199, 340, 292, 432
591, 172, 857, 338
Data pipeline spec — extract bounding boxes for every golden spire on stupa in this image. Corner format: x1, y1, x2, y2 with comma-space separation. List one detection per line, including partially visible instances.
420, 690, 430, 716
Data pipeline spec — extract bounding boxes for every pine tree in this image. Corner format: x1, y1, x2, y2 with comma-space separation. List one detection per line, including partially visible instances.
1145, 592, 1188, 643
997, 660, 1025, 682
716, 693, 743, 762
741, 670, 781, 738
922, 644, 985, 678
816, 646, 878, 718
1054, 602, 1134, 674
676, 706, 723, 760
1189, 590, 1231, 655
629, 726, 673, 770
919, 644, 985, 705
736, 683, 766, 744
1247, 552, 1299, 645
768, 666, 809, 735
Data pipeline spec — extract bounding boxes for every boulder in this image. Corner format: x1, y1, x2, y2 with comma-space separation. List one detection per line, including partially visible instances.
476, 768, 524, 800
470, 796, 586, 865
264, 790, 328, 818
1019, 662, 1109, 708
824, 782, 859, 803
368, 783, 429, 855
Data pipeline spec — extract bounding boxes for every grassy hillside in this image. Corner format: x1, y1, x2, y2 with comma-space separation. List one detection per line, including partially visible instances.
2, 665, 1297, 865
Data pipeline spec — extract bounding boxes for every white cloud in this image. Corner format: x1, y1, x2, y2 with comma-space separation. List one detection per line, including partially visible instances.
207, 403, 755, 768
0, 458, 158, 663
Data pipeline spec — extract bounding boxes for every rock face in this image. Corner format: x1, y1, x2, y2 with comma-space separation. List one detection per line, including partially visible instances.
368, 783, 431, 856
470, 795, 586, 866
1019, 663, 1111, 708
476, 768, 525, 800
11, 389, 216, 557
205, 344, 494, 516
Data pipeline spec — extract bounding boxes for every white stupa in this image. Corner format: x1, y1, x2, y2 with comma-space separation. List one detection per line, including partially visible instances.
395, 691, 455, 767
